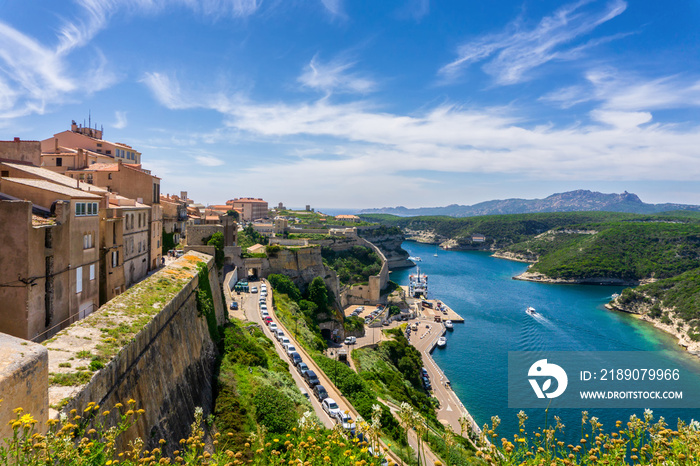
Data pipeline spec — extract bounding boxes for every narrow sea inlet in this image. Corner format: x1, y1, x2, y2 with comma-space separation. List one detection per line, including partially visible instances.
393, 242, 700, 442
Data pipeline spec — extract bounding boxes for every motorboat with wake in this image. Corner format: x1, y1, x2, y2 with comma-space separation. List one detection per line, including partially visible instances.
408, 256, 422, 262
436, 336, 447, 348
525, 306, 538, 316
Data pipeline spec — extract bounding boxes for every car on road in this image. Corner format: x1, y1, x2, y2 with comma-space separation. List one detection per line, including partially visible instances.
260, 304, 268, 312
420, 367, 428, 377
322, 398, 341, 418
289, 352, 302, 366
313, 384, 328, 401
334, 412, 356, 434
250, 286, 258, 293
297, 362, 310, 377
275, 329, 285, 341
263, 316, 272, 325
229, 301, 238, 310
280, 337, 290, 347
269, 322, 278, 332
304, 370, 320, 387
285, 345, 297, 359
344, 336, 356, 345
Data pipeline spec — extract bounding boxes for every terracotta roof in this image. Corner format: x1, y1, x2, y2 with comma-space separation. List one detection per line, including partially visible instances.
80, 163, 120, 172
1, 177, 102, 199
231, 198, 267, 203
204, 216, 220, 221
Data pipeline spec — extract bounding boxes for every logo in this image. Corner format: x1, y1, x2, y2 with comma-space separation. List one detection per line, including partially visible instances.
528, 359, 568, 399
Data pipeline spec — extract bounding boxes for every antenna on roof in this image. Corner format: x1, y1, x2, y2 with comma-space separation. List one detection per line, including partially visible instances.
88, 110, 91, 129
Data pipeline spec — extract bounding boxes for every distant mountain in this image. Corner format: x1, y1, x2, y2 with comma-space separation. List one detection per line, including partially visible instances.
359, 190, 700, 217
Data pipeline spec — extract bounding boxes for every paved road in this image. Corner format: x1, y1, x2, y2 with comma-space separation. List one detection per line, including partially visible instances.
233, 280, 335, 429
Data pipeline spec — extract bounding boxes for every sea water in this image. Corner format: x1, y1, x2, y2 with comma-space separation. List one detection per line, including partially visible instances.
392, 242, 700, 442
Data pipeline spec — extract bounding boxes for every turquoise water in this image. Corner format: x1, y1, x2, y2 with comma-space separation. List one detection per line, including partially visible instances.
393, 242, 700, 441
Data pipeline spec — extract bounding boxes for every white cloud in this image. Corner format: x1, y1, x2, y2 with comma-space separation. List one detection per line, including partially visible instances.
114, 111, 128, 129
395, 0, 430, 21
320, 0, 344, 16
542, 69, 700, 112
590, 109, 651, 129
298, 55, 376, 95
142, 72, 700, 185
0, 0, 261, 119
194, 154, 226, 166
439, 0, 627, 85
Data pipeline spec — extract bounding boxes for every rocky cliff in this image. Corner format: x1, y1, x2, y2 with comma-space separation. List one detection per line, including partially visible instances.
358, 232, 414, 269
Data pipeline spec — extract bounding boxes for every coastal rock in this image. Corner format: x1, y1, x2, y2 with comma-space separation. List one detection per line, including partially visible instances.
513, 271, 638, 285
491, 251, 534, 263
607, 297, 700, 356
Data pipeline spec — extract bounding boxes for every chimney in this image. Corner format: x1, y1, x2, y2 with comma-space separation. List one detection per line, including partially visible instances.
13, 137, 19, 142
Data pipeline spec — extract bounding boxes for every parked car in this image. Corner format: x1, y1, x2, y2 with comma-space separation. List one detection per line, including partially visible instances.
280, 337, 290, 347
334, 412, 356, 434
261, 311, 270, 319
285, 345, 297, 359
313, 384, 328, 401
229, 301, 238, 310
269, 322, 278, 332
420, 367, 428, 377
322, 398, 341, 418
250, 286, 258, 293
297, 362, 310, 377
299, 388, 309, 399
344, 336, 356, 345
260, 304, 268, 312
290, 352, 302, 366
304, 370, 320, 387
263, 316, 272, 325
275, 329, 285, 341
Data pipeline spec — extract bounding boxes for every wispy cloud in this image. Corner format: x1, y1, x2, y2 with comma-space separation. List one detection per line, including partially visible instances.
439, 0, 627, 85
195, 154, 226, 166
298, 55, 376, 95
0, 0, 261, 119
320, 0, 344, 17
113, 111, 128, 129
143, 73, 700, 184
395, 0, 430, 21
542, 69, 700, 111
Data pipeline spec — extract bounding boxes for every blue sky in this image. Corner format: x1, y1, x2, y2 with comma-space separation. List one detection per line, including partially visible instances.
1, 0, 700, 209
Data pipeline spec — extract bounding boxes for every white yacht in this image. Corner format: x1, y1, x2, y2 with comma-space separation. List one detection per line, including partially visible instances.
444, 320, 453, 330
526, 306, 538, 316
436, 336, 447, 348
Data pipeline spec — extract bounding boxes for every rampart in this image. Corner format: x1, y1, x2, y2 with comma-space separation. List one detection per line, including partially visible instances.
41, 251, 224, 454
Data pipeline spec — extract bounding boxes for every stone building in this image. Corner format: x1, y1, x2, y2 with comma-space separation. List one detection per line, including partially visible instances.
0, 138, 41, 166
41, 120, 141, 164
161, 194, 188, 245
0, 178, 102, 341
226, 197, 268, 222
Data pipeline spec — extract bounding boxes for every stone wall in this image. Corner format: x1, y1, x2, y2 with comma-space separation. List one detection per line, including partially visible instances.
186, 224, 223, 247
0, 333, 48, 440
44, 251, 224, 454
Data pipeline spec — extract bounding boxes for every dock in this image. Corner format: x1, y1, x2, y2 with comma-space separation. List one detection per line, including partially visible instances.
401, 286, 464, 323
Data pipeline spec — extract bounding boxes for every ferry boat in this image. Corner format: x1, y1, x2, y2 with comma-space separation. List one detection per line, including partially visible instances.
408, 256, 422, 262
525, 306, 538, 316
436, 336, 447, 348
444, 320, 453, 330
408, 267, 429, 298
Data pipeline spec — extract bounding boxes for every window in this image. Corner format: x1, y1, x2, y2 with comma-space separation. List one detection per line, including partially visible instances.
1, 170, 8, 177
105, 150, 111, 155
112, 251, 119, 268
89, 264, 95, 280
75, 202, 98, 216
108, 173, 112, 180
87, 174, 93, 184
83, 233, 93, 249
96, 143, 102, 147
138, 242, 141, 253
138, 214, 141, 229
56, 157, 62, 167
76, 267, 83, 293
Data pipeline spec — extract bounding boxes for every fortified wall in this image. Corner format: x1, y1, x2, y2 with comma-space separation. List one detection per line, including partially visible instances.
0, 251, 225, 454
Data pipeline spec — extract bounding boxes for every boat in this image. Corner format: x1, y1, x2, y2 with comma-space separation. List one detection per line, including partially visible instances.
525, 306, 538, 316
408, 256, 422, 262
408, 266, 429, 298
434, 245, 439, 257
436, 336, 447, 348
444, 320, 453, 330
611, 293, 620, 299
